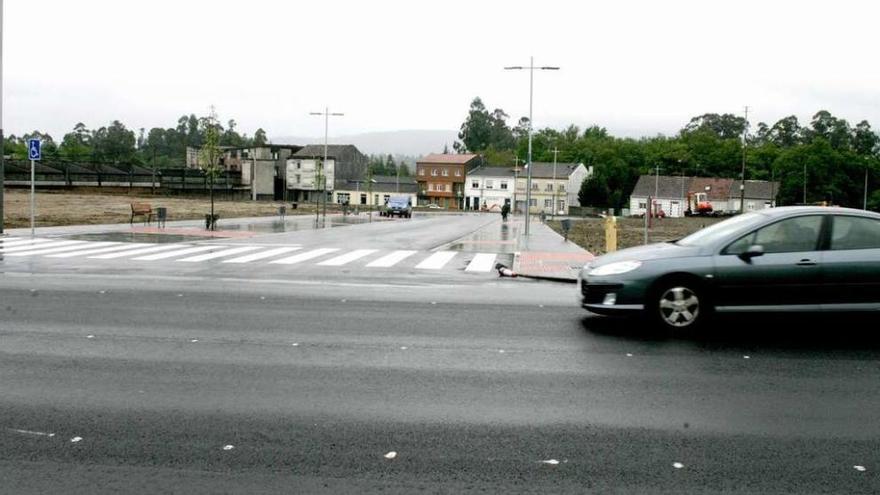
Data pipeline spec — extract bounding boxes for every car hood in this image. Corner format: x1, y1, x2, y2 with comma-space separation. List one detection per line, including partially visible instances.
587, 242, 701, 268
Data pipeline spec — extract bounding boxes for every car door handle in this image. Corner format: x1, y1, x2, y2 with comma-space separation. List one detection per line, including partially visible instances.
796, 259, 817, 266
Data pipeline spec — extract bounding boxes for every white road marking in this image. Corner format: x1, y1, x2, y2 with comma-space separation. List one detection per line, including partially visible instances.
8, 428, 55, 437
0, 237, 23, 242
70, 436, 83, 443
49, 243, 152, 258
177, 246, 262, 262
317, 249, 378, 266
270, 248, 339, 265
854, 465, 867, 472
223, 246, 301, 263
223, 444, 234, 451
1, 240, 83, 253
1, 238, 54, 249
672, 462, 685, 469
366, 250, 417, 267
464, 253, 497, 272
540, 459, 560, 465
415, 251, 456, 270
133, 245, 226, 261
5, 241, 116, 257
384, 451, 397, 459
90, 244, 192, 259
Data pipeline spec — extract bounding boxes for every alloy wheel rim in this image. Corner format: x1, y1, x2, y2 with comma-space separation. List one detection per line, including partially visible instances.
658, 286, 700, 327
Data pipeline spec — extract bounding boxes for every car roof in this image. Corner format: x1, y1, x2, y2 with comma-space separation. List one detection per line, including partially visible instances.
758, 206, 880, 219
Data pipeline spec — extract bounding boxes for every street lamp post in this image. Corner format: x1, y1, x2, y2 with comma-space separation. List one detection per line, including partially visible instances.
310, 107, 343, 227
551, 147, 560, 218
505, 57, 559, 236
739, 106, 749, 213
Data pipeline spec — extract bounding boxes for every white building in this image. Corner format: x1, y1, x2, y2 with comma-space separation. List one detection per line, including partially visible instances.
514, 162, 591, 214
464, 166, 516, 211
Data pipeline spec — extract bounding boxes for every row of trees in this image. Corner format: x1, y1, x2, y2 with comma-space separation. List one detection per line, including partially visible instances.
4, 115, 269, 168
366, 154, 411, 177
454, 97, 880, 210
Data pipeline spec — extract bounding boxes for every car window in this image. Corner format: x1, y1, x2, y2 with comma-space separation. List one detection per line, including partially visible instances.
676, 212, 764, 247
831, 216, 880, 250
724, 215, 823, 254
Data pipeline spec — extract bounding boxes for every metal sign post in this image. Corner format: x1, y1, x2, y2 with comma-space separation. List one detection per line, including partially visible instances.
28, 139, 41, 237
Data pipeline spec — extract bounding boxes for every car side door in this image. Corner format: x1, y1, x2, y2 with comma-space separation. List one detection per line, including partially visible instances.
820, 214, 880, 308
712, 215, 826, 309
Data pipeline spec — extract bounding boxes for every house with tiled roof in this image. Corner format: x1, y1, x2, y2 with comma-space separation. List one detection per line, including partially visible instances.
416, 153, 483, 209
286, 144, 368, 204
629, 175, 779, 217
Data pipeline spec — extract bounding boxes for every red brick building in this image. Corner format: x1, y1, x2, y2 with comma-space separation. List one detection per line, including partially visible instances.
415, 153, 481, 208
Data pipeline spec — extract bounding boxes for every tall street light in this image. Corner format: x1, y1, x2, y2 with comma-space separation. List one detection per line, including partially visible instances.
739, 105, 749, 213
310, 107, 343, 227
0, 0, 5, 234
505, 57, 559, 236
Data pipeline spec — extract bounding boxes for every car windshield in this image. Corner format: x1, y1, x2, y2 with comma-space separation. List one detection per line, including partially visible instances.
675, 212, 765, 247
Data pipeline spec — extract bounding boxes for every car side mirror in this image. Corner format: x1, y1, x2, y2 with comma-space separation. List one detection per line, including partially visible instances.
738, 244, 764, 262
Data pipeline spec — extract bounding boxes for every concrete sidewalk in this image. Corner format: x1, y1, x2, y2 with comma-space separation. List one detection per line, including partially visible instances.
446, 214, 594, 282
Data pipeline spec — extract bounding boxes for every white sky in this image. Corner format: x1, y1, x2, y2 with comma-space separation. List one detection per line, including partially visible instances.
5, 0, 880, 142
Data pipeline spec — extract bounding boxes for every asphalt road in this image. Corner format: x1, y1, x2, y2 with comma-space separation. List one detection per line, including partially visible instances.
2, 271, 879, 494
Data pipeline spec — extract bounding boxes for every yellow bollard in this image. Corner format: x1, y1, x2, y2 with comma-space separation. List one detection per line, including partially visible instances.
605, 214, 618, 253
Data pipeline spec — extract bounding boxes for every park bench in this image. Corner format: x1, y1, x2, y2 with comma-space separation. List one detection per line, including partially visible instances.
130, 202, 153, 225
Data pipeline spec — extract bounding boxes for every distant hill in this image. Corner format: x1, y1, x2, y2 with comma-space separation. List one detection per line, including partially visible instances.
272, 129, 458, 158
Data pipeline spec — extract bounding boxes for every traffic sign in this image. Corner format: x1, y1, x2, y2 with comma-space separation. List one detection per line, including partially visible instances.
28, 139, 42, 161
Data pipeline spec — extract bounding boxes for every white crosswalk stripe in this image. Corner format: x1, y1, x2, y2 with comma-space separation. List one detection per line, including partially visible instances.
5, 241, 115, 257
415, 251, 457, 270
48, 243, 153, 258
1, 240, 85, 254
132, 245, 226, 261
0, 238, 57, 250
2, 238, 508, 276
270, 248, 339, 265
0, 237, 23, 242
223, 246, 301, 264
90, 244, 193, 259
465, 253, 497, 272
366, 250, 417, 268
317, 249, 378, 266
177, 246, 262, 262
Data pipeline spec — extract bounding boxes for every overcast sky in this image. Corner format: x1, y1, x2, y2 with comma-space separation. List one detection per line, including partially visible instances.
4, 0, 880, 143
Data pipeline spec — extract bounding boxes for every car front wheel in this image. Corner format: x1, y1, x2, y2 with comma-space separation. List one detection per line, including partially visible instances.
651, 281, 709, 331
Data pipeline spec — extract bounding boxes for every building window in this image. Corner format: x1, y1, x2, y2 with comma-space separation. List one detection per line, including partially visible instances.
529, 199, 537, 207
471, 180, 479, 188
486, 179, 494, 189
500, 181, 508, 190
360, 193, 367, 205
374, 194, 379, 205
544, 199, 552, 208
337, 193, 350, 204
558, 183, 565, 192
545, 183, 553, 192
432, 168, 438, 176
418, 168, 425, 176
531, 183, 539, 191
454, 169, 462, 177
441, 168, 449, 177
638, 202, 647, 209
294, 174, 301, 184
559, 200, 565, 211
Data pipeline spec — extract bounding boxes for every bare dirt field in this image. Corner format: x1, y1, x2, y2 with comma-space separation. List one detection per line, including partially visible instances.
548, 216, 724, 254
1, 189, 312, 228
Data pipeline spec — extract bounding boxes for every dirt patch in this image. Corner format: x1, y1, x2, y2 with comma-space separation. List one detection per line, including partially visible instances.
1, 189, 319, 228
548, 216, 724, 254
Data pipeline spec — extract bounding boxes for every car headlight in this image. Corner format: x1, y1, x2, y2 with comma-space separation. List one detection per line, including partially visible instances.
588, 261, 642, 277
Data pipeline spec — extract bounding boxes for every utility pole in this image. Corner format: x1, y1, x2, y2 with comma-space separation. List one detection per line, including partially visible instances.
739, 105, 749, 213
309, 107, 343, 227
512, 155, 521, 215
551, 147, 560, 218
865, 167, 869, 210
803, 163, 807, 204
654, 164, 660, 218
0, 0, 5, 234
505, 57, 559, 236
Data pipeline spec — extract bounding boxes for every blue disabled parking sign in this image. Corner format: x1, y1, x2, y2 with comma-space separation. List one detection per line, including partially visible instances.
28, 139, 42, 160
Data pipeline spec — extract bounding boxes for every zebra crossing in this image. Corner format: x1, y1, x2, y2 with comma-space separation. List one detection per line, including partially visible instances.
0, 237, 505, 273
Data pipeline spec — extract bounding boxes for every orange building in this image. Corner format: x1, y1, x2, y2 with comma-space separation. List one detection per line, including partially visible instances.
415, 153, 482, 209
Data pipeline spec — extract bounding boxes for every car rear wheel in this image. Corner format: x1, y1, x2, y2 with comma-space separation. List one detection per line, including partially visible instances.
651, 280, 709, 331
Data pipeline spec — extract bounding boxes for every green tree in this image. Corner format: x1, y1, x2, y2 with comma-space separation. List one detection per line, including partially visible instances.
199, 108, 223, 230
253, 128, 268, 146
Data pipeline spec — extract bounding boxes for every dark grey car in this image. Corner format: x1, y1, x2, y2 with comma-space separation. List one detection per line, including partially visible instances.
579, 206, 880, 330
